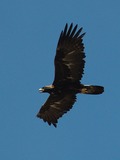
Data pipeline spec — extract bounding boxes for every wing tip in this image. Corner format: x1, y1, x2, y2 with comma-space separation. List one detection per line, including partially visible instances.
36, 112, 58, 128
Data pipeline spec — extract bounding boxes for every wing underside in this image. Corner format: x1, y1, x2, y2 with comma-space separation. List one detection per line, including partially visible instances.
37, 92, 76, 127
53, 23, 85, 86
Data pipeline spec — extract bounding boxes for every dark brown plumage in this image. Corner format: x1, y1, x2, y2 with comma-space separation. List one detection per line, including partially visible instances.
37, 23, 104, 127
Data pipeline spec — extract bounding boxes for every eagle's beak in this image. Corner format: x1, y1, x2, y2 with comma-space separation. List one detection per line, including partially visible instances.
39, 88, 44, 92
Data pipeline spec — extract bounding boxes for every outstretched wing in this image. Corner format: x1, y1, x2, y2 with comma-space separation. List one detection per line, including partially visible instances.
53, 23, 85, 86
37, 92, 76, 127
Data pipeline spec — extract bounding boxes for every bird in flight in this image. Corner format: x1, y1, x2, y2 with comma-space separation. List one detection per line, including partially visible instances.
37, 23, 104, 127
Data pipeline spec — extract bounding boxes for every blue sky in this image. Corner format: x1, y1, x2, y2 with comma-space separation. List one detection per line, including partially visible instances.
0, 0, 120, 159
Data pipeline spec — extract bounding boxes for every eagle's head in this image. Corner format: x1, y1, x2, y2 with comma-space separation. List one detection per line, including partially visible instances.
39, 85, 54, 93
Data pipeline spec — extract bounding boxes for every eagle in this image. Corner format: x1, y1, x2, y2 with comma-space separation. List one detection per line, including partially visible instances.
37, 23, 104, 127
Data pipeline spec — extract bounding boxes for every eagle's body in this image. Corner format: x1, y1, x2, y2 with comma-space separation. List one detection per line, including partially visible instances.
37, 23, 104, 127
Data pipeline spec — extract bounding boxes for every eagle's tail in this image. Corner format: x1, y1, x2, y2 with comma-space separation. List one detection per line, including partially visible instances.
80, 85, 104, 95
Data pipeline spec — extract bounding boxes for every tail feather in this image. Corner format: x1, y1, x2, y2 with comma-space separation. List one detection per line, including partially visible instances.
80, 85, 104, 95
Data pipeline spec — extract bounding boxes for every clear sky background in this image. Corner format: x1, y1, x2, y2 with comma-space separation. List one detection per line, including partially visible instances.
0, 0, 120, 159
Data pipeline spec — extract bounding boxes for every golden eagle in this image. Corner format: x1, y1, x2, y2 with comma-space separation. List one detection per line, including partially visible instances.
37, 23, 104, 127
